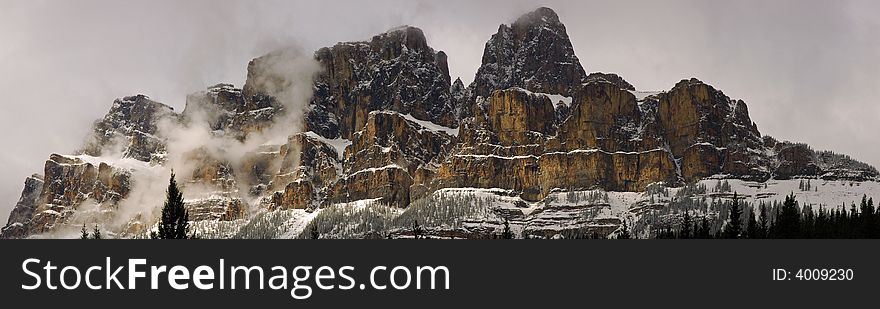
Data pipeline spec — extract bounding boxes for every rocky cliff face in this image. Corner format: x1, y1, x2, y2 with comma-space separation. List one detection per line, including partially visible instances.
82, 95, 175, 162
23, 154, 135, 235
184, 83, 277, 140
1, 175, 43, 238
2, 7, 876, 238
469, 7, 587, 101
766, 138, 878, 181
306, 26, 456, 139
656, 78, 767, 181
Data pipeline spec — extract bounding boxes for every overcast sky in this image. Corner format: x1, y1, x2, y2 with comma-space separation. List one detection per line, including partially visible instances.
1, 0, 878, 223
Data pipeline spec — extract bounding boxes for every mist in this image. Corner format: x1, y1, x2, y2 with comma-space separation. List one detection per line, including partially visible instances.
2, 0, 879, 224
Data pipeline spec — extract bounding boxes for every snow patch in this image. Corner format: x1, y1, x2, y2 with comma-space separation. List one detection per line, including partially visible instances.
401, 113, 459, 136
348, 164, 404, 178
509, 87, 573, 107
303, 131, 351, 160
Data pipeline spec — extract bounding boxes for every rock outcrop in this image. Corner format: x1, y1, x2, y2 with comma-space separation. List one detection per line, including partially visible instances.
184, 83, 278, 140
24, 154, 135, 235
0, 175, 44, 238
82, 95, 175, 162
656, 78, 766, 181
270, 132, 343, 210
330, 111, 456, 206
306, 26, 456, 139
767, 138, 878, 181
469, 7, 587, 101
585, 72, 636, 91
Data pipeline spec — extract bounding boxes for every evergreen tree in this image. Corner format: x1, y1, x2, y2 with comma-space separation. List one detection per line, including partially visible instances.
618, 219, 631, 239
723, 192, 743, 239
501, 219, 514, 239
802, 207, 815, 238
697, 217, 711, 239
775, 194, 802, 238
746, 207, 758, 239
92, 224, 102, 240
680, 211, 692, 239
870, 198, 878, 238
859, 195, 877, 238
412, 220, 423, 239
310, 224, 320, 239
151, 172, 192, 239
80, 223, 89, 239
847, 203, 856, 238
758, 203, 769, 239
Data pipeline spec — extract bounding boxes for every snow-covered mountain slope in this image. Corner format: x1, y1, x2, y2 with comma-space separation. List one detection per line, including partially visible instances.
171, 178, 880, 239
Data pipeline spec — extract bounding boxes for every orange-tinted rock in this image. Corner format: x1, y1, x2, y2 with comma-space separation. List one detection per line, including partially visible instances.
305, 26, 456, 139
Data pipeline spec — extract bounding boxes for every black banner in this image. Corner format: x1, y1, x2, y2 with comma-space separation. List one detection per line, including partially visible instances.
0, 240, 874, 307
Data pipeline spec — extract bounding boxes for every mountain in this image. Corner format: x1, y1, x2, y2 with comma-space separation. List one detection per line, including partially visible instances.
307, 25, 457, 139
2, 7, 877, 239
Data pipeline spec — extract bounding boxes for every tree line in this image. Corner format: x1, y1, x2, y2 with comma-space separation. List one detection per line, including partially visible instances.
656, 193, 878, 239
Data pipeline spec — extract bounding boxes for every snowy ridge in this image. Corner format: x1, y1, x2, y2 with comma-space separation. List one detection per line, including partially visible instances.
509, 86, 573, 107
367, 110, 460, 137
64, 154, 155, 171
347, 164, 405, 178
401, 113, 460, 136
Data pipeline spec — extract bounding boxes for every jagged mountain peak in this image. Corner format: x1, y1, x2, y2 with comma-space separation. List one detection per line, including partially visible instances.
511, 7, 562, 32
368, 25, 435, 58
307, 24, 455, 140
585, 72, 636, 91
468, 6, 586, 103
112, 94, 173, 114
207, 83, 238, 93
80, 93, 176, 162
672, 77, 711, 89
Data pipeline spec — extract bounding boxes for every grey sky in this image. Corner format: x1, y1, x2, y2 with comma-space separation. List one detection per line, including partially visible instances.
1, 0, 878, 223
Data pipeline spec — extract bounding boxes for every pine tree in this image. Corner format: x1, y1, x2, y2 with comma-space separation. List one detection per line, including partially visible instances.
680, 211, 692, 239
776, 194, 801, 238
746, 207, 758, 239
870, 198, 878, 238
801, 207, 813, 238
501, 219, 514, 239
859, 195, 877, 238
723, 192, 743, 239
151, 172, 192, 239
699, 217, 711, 239
758, 203, 768, 239
412, 220, 423, 239
80, 223, 89, 239
92, 224, 102, 240
310, 223, 320, 239
618, 219, 631, 239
